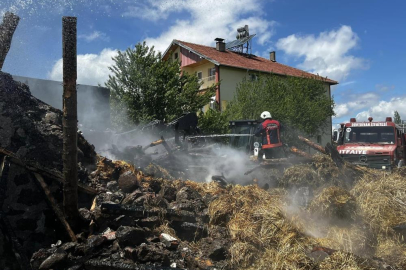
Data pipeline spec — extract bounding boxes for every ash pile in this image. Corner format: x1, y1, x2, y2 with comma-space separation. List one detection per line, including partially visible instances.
0, 72, 229, 270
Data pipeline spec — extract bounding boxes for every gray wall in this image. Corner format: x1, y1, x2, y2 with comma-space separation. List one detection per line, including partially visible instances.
12, 75, 111, 131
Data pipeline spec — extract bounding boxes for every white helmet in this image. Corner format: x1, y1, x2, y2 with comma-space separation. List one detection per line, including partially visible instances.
260, 111, 272, 119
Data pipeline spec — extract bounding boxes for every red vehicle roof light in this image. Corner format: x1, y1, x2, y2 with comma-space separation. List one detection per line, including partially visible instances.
350, 118, 356, 122
386, 117, 392, 122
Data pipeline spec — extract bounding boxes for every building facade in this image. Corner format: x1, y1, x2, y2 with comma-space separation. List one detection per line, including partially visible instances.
162, 39, 338, 148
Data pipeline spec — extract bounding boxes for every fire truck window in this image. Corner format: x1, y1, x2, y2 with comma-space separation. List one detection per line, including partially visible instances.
344, 127, 395, 144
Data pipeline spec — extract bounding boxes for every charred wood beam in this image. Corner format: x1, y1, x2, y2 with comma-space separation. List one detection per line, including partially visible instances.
325, 143, 346, 168
101, 203, 196, 223
160, 136, 173, 156
142, 139, 164, 151
298, 136, 327, 154
33, 172, 77, 242
289, 146, 312, 158
0, 147, 98, 195
84, 260, 173, 270
0, 12, 20, 70
62, 16, 79, 224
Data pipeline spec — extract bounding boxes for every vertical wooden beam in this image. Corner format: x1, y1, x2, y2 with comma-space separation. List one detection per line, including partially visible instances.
0, 12, 20, 70
62, 16, 79, 225
33, 173, 77, 242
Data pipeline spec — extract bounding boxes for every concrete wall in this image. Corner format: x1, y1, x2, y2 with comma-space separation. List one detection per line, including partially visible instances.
12, 75, 111, 131
183, 61, 216, 90
218, 66, 251, 102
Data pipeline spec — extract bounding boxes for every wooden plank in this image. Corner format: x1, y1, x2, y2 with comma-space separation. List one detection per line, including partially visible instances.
289, 146, 312, 158
298, 135, 327, 154
0, 147, 98, 195
33, 172, 77, 242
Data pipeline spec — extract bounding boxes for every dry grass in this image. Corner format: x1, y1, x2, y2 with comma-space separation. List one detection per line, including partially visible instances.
317, 225, 375, 256
312, 154, 340, 182
229, 242, 259, 268
279, 164, 323, 189
204, 162, 406, 269
351, 171, 406, 233
373, 234, 406, 269
318, 251, 376, 270
309, 186, 357, 221
208, 185, 317, 269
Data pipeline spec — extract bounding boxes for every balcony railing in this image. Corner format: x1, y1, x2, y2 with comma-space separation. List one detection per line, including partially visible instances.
198, 75, 216, 89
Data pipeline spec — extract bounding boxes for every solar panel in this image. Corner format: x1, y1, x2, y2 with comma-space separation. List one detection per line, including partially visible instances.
226, 34, 256, 49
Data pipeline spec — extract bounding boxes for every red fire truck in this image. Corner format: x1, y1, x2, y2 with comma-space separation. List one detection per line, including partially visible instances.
334, 117, 406, 170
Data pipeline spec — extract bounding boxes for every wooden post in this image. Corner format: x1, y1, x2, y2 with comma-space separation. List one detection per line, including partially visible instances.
62, 17, 79, 225
298, 135, 327, 154
33, 173, 77, 242
0, 12, 20, 70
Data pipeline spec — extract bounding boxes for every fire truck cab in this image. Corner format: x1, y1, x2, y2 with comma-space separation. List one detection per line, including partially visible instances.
334, 117, 406, 170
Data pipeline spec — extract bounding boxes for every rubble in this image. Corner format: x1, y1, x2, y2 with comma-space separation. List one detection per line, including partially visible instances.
2, 72, 406, 270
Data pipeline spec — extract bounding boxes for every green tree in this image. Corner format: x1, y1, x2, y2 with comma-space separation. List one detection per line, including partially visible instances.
198, 108, 229, 134
394, 110, 402, 124
225, 74, 335, 136
106, 42, 215, 130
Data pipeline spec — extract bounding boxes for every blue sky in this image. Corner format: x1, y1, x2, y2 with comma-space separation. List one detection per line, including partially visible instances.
1, 0, 405, 125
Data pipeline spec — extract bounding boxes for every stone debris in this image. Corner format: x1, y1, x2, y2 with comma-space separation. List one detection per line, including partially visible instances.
2, 71, 406, 270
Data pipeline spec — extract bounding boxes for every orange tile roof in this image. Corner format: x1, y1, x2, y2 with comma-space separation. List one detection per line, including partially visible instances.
173, 40, 338, 85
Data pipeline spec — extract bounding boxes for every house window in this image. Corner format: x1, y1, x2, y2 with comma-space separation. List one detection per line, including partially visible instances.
197, 71, 203, 81
317, 135, 322, 144
249, 74, 258, 81
174, 52, 178, 59
208, 68, 216, 81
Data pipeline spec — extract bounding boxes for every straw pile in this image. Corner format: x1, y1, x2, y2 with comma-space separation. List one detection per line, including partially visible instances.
318, 251, 376, 270
209, 185, 316, 269
278, 154, 359, 189
317, 224, 375, 256
279, 164, 323, 189
308, 186, 356, 221
351, 171, 406, 233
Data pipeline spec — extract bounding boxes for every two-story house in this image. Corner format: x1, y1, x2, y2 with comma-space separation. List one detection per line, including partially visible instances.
162, 38, 338, 147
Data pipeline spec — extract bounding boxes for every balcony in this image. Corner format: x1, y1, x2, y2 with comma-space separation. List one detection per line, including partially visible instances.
198, 75, 216, 90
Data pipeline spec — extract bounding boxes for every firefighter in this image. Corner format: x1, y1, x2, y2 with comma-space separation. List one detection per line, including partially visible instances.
254, 111, 284, 159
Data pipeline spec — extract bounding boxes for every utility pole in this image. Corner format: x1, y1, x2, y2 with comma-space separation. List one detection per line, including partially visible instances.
62, 16, 79, 226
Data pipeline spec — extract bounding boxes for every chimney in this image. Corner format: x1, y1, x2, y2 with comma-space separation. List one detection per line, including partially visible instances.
215, 38, 225, 52
270, 51, 276, 62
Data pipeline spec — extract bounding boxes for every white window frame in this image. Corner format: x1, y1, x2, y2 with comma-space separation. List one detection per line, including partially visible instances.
197, 71, 203, 82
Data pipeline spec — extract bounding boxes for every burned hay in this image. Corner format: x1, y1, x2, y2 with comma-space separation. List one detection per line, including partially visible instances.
311, 154, 340, 182
317, 224, 376, 256
375, 234, 406, 269
318, 251, 376, 270
209, 185, 317, 269
279, 164, 323, 189
308, 186, 357, 222
229, 242, 259, 268
351, 171, 406, 233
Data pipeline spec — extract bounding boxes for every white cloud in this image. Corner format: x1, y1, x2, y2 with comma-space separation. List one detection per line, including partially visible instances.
48, 48, 118, 86
125, 0, 276, 53
375, 84, 395, 92
79, 31, 109, 42
122, 1, 183, 21
334, 92, 380, 118
276, 25, 367, 82
340, 80, 356, 86
355, 97, 406, 121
